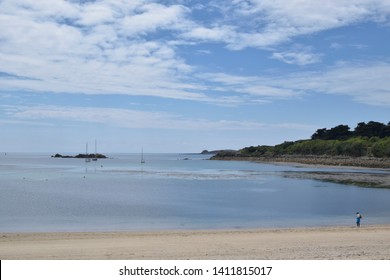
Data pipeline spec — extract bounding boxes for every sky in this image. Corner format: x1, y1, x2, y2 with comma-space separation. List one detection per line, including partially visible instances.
1, 0, 390, 153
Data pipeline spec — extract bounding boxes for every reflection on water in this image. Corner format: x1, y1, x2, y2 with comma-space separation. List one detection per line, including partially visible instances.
1, 153, 390, 232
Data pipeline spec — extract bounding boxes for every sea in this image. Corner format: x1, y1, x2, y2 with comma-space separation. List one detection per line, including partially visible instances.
1, 153, 390, 232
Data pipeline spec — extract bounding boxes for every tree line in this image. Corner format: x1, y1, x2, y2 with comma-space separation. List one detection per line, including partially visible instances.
311, 121, 390, 140
217, 121, 390, 158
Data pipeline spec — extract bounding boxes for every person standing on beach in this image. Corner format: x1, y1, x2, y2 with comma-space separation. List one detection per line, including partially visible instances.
356, 212, 362, 227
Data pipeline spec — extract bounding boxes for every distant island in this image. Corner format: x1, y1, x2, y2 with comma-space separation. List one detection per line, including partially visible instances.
211, 121, 390, 169
52, 153, 107, 159
200, 149, 236, 155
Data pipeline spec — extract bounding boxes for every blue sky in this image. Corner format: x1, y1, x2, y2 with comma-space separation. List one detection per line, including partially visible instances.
1, 0, 390, 153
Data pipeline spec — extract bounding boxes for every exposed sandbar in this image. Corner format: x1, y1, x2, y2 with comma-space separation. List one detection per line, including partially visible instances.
282, 171, 390, 188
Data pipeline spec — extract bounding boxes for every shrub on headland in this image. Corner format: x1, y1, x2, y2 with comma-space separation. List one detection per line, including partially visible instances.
215, 121, 390, 159
371, 138, 390, 157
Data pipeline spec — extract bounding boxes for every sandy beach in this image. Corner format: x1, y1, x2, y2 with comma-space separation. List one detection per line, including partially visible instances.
1, 225, 390, 260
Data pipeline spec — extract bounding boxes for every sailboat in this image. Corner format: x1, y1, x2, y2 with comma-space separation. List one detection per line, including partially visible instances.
85, 142, 91, 163
141, 148, 145, 164
92, 140, 98, 161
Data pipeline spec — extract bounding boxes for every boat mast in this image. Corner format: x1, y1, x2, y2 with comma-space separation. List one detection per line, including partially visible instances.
85, 142, 91, 162
92, 140, 98, 161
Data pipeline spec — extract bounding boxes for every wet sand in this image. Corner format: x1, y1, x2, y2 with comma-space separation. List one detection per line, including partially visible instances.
281, 170, 390, 188
212, 155, 390, 188
1, 225, 390, 260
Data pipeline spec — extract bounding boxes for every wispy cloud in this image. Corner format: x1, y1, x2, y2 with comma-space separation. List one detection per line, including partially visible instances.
330, 42, 369, 50
199, 72, 301, 100
1, 0, 390, 107
271, 45, 322, 65
200, 61, 390, 106
0, 0, 198, 100
299, 62, 390, 106
269, 61, 390, 107
4, 104, 315, 132
189, 0, 390, 49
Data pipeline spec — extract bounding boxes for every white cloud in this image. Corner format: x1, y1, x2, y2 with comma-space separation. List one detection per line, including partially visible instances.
329, 42, 368, 50
77, 2, 116, 26
187, 0, 390, 49
1, 0, 80, 20
199, 72, 302, 99
4, 104, 315, 132
304, 62, 390, 106
181, 25, 236, 42
199, 61, 390, 107
230, 0, 373, 29
119, 3, 190, 36
267, 61, 390, 107
0, 0, 390, 108
271, 50, 322, 65
0, 0, 199, 100
196, 50, 212, 55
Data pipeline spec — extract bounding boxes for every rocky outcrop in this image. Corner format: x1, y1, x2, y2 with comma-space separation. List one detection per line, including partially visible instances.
52, 153, 107, 159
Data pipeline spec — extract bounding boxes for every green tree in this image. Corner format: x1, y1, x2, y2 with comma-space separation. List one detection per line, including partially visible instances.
354, 121, 388, 138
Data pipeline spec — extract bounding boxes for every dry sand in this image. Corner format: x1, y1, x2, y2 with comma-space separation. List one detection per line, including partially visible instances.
1, 225, 390, 260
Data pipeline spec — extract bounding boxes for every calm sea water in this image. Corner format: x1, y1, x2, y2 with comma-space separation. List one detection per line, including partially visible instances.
1, 153, 390, 232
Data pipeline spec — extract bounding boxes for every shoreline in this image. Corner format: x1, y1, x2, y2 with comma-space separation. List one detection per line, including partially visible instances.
211, 155, 390, 188
281, 170, 390, 188
1, 225, 390, 259
210, 155, 390, 169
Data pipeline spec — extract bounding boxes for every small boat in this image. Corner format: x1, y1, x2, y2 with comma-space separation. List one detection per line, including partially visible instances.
141, 148, 145, 164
